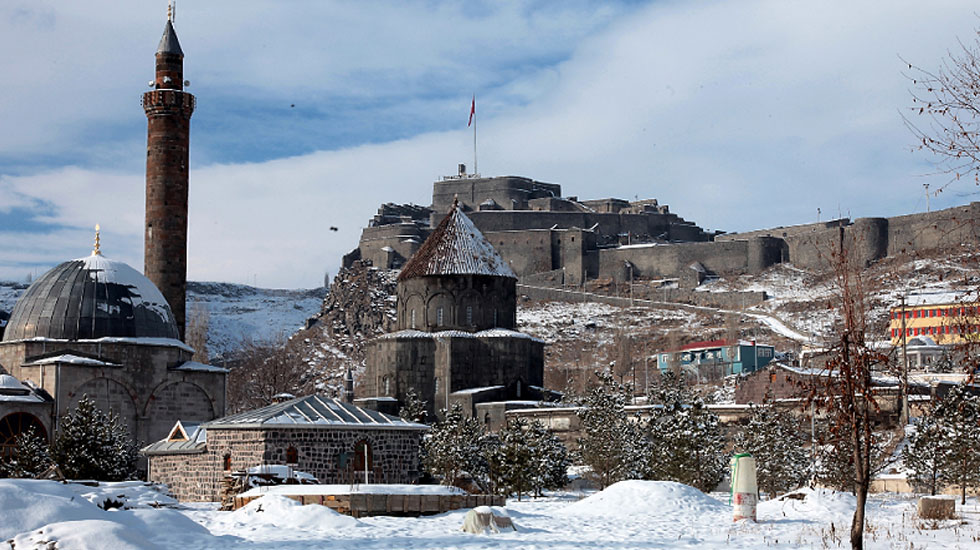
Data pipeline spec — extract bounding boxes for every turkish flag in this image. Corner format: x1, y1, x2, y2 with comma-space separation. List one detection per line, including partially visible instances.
468, 95, 475, 127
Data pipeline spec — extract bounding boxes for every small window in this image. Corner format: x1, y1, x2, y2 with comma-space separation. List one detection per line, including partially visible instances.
466, 305, 473, 326
437, 307, 444, 325
223, 454, 232, 471
411, 309, 416, 329
286, 446, 298, 464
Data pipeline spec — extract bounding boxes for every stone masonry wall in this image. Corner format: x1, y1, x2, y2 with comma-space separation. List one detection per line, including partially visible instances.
148, 427, 424, 502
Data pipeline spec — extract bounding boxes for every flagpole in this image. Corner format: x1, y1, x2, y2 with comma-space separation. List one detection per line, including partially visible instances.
472, 95, 478, 176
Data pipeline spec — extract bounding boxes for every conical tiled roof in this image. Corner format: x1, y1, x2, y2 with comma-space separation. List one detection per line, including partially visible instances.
398, 203, 516, 281
157, 20, 183, 55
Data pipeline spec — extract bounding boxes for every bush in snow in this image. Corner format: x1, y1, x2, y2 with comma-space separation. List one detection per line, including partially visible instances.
732, 402, 809, 498
421, 403, 489, 489
0, 426, 52, 478
576, 371, 648, 489
51, 396, 139, 481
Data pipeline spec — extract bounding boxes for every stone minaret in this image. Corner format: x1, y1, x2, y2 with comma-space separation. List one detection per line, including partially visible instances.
143, 16, 194, 340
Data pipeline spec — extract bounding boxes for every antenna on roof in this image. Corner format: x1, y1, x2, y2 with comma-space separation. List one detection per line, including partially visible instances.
93, 224, 102, 256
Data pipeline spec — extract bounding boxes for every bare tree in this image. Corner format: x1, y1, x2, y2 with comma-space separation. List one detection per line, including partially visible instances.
226, 333, 313, 412
804, 227, 888, 550
185, 300, 210, 364
905, 27, 980, 189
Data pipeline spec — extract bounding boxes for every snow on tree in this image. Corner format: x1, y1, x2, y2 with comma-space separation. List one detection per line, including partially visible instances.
903, 412, 950, 496
50, 396, 139, 481
0, 427, 52, 478
421, 403, 488, 488
489, 418, 570, 500
526, 419, 570, 497
732, 402, 809, 498
646, 398, 726, 493
398, 387, 428, 424
931, 385, 980, 504
576, 371, 647, 489
644, 369, 726, 493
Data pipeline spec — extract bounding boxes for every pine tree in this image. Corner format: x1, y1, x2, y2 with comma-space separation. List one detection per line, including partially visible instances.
526, 420, 570, 497
576, 371, 647, 489
51, 396, 139, 481
495, 418, 535, 500
646, 399, 726, 492
932, 385, 980, 504
732, 403, 809, 498
903, 412, 950, 496
421, 403, 487, 488
399, 388, 428, 424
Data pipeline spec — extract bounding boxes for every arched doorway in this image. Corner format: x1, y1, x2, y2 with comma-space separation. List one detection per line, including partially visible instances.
0, 412, 47, 458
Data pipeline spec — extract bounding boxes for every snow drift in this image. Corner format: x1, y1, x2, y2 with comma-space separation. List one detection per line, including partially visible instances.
563, 480, 727, 517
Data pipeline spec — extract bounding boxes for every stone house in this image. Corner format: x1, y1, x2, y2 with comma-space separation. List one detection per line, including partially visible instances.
143, 394, 427, 502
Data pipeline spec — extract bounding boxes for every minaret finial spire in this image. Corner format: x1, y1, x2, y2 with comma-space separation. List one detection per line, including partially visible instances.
92, 224, 102, 256
168, 1, 175, 23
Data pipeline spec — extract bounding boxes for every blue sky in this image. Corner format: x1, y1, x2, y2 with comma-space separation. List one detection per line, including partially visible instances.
1, 0, 979, 288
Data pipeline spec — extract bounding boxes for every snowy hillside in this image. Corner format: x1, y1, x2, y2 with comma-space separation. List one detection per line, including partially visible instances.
0, 280, 325, 359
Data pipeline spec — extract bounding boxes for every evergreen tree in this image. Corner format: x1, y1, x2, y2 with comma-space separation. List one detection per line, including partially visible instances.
421, 403, 487, 488
0, 427, 53, 479
932, 385, 980, 504
903, 412, 950, 496
399, 387, 428, 424
576, 371, 647, 489
50, 396, 139, 481
494, 418, 535, 500
732, 403, 809, 498
526, 420, 570, 497
646, 399, 726, 492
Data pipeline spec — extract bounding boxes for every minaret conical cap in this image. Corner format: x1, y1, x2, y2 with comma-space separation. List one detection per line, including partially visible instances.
157, 19, 183, 55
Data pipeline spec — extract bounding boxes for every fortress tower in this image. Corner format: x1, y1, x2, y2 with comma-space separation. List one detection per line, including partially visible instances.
143, 16, 194, 339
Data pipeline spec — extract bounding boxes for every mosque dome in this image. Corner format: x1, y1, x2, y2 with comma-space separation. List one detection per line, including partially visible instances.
3, 252, 179, 342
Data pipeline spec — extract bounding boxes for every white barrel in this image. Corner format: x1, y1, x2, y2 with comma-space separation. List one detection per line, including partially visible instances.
730, 453, 758, 522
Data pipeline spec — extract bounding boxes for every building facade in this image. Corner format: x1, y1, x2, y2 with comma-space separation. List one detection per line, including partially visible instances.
144, 395, 427, 502
889, 299, 980, 346
656, 339, 775, 377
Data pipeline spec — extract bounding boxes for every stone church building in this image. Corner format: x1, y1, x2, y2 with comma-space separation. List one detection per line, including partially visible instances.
0, 17, 226, 457
357, 200, 558, 423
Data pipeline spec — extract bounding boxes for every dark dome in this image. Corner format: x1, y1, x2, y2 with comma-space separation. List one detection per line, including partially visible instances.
3, 253, 179, 341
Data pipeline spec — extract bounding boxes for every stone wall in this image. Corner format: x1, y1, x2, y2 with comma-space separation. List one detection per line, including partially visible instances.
147, 427, 424, 502
0, 339, 225, 445
397, 274, 516, 332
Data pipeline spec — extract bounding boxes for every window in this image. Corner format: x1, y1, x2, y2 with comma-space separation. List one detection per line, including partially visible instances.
286, 446, 298, 464
493, 310, 498, 327
437, 307, 444, 326
891, 328, 896, 338
466, 305, 473, 326
411, 309, 416, 329
223, 454, 232, 471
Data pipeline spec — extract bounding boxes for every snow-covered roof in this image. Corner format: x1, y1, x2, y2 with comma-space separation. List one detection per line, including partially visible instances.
142, 420, 208, 455
172, 361, 229, 373
205, 395, 428, 431
3, 253, 179, 342
397, 202, 516, 281
8, 336, 193, 353
25, 354, 120, 368
0, 374, 46, 403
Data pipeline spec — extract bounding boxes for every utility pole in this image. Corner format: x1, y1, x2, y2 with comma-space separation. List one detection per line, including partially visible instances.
900, 295, 910, 426
923, 183, 931, 212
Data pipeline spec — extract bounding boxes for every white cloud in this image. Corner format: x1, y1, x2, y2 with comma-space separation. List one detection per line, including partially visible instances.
2, 0, 979, 288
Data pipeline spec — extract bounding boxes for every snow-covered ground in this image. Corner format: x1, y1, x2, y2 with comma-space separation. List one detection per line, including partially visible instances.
3, 478, 978, 550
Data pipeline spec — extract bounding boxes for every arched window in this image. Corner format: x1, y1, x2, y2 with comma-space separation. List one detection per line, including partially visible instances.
437, 307, 444, 326
411, 309, 416, 329
223, 453, 232, 471
286, 446, 298, 464
353, 439, 373, 473
466, 305, 473, 326
0, 413, 47, 458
